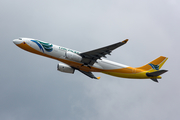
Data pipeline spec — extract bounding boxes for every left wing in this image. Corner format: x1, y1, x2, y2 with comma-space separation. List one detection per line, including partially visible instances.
78, 69, 100, 79
80, 39, 128, 66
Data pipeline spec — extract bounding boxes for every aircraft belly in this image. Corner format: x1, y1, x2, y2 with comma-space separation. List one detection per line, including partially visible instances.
102, 71, 148, 79
16, 42, 148, 78
18, 43, 101, 72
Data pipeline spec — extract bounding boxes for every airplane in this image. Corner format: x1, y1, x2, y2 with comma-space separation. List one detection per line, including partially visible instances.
13, 38, 168, 82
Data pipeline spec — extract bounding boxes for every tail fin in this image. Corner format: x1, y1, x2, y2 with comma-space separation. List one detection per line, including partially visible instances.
137, 56, 168, 83
137, 56, 168, 72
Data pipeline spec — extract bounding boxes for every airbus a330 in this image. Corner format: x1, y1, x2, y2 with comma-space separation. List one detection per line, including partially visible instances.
13, 38, 168, 82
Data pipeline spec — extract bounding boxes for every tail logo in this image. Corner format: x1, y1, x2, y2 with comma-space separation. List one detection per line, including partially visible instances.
31, 40, 53, 53
149, 63, 159, 70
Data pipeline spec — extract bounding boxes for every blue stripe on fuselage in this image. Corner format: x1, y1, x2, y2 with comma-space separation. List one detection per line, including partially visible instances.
31, 40, 44, 53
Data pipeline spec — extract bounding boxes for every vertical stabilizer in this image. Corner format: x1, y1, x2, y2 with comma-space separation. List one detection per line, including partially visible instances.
137, 56, 168, 72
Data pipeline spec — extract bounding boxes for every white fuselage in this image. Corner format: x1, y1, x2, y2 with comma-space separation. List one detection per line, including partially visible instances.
13, 38, 129, 71
13, 37, 168, 81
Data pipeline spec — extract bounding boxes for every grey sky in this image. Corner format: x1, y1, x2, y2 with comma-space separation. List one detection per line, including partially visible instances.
0, 0, 180, 120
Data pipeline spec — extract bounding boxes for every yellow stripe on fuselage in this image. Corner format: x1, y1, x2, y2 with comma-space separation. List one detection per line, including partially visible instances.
16, 42, 154, 79
101, 67, 153, 79
16, 42, 107, 72
16, 42, 96, 71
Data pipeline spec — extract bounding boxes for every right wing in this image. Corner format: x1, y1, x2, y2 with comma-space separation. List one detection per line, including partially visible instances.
80, 39, 128, 66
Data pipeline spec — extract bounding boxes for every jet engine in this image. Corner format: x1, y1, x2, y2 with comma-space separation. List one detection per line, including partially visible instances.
57, 63, 75, 74
65, 51, 82, 62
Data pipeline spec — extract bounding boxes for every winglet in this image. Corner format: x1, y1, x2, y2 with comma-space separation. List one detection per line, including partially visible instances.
122, 39, 128, 43
96, 77, 101, 80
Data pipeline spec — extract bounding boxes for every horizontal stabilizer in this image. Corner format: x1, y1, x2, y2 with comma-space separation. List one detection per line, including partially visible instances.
146, 70, 168, 83
146, 70, 168, 77
151, 78, 159, 83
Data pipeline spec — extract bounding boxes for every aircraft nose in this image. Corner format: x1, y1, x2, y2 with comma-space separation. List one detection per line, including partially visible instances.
13, 39, 17, 44
13, 39, 23, 45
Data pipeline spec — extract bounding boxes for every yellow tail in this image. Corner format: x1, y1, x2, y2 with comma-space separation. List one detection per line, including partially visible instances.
137, 56, 168, 72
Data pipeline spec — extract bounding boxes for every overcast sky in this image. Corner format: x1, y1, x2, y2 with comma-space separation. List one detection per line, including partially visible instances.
0, 0, 180, 120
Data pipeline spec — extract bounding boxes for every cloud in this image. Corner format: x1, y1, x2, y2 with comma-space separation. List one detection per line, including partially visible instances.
0, 0, 179, 120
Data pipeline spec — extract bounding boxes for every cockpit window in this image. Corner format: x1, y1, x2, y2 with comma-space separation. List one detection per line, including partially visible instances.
19, 38, 22, 40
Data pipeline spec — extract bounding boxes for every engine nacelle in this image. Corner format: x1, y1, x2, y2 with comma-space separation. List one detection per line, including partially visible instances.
57, 63, 75, 74
65, 51, 82, 62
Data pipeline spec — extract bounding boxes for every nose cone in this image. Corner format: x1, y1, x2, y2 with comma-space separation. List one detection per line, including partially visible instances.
13, 39, 23, 45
